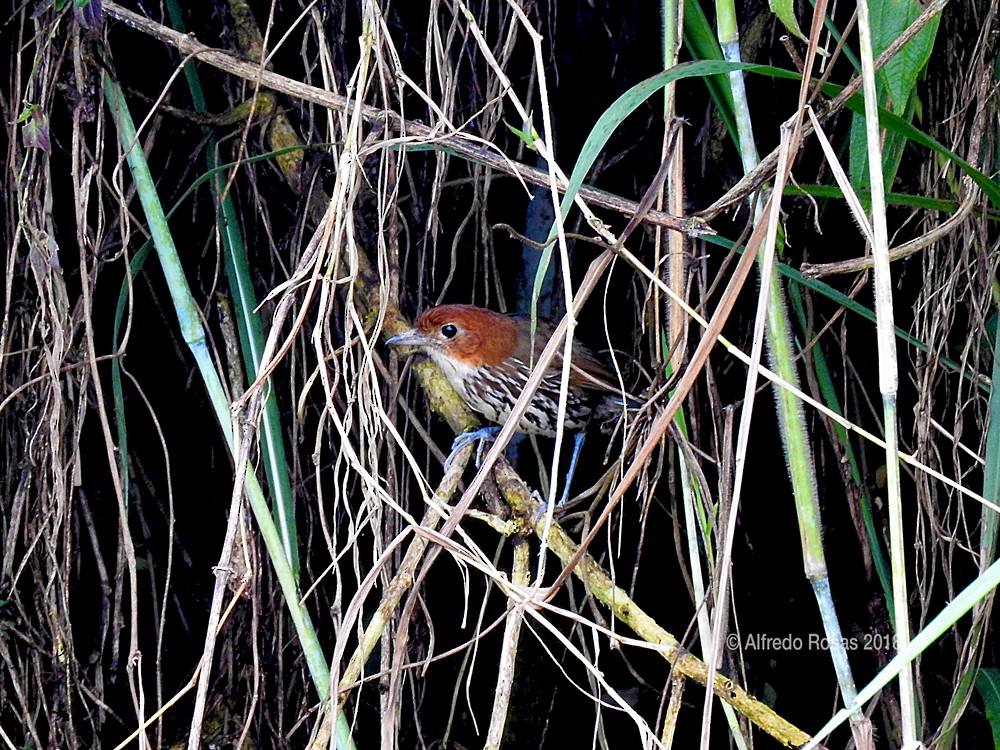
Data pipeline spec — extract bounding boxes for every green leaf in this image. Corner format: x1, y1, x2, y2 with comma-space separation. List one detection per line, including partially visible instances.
505, 115, 539, 151
769, 0, 808, 42
682, 0, 738, 142
21, 108, 50, 153
848, 0, 940, 189
14, 102, 36, 123
976, 667, 1000, 746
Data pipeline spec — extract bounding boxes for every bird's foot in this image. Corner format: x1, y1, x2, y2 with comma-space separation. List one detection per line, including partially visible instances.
445, 426, 502, 470
532, 431, 586, 522
532, 491, 560, 524
532, 487, 573, 524
530, 490, 551, 523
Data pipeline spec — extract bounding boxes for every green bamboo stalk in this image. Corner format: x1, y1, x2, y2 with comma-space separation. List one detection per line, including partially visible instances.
712, 0, 862, 734
786, 284, 894, 606
805, 555, 1000, 747
855, 0, 917, 740
164, 0, 299, 579
102, 72, 347, 746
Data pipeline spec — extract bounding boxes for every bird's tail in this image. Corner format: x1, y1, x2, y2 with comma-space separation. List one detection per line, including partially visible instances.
593, 393, 643, 435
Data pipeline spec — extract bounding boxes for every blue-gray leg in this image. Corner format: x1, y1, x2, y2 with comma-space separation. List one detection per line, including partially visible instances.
445, 426, 502, 470
537, 432, 588, 520
557, 431, 587, 508
448, 428, 586, 515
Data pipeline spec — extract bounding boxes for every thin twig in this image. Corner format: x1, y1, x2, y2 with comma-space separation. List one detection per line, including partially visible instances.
102, 1, 709, 237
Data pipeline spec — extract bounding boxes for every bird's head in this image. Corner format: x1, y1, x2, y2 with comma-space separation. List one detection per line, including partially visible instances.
386, 304, 518, 367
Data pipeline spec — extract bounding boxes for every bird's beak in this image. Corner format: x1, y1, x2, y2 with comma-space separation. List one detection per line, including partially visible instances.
385, 328, 425, 349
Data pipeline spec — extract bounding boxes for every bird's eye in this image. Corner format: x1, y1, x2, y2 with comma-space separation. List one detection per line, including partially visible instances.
441, 323, 459, 339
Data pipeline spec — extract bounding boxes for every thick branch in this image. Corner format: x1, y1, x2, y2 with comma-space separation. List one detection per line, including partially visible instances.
495, 462, 816, 749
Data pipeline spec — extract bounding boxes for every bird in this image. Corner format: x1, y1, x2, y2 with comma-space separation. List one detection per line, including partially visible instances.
386, 304, 626, 508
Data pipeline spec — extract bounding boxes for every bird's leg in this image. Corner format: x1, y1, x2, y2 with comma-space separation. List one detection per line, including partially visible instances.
558, 432, 587, 507
535, 432, 588, 521
445, 426, 502, 470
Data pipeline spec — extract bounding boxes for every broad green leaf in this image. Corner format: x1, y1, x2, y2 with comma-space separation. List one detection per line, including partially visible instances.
976, 669, 1000, 747
849, 0, 940, 189
682, 0, 738, 142
769, 0, 808, 42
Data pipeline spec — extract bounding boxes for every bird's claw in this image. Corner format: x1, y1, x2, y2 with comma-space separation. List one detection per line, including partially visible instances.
530, 490, 550, 523
532, 492, 565, 524
444, 426, 502, 471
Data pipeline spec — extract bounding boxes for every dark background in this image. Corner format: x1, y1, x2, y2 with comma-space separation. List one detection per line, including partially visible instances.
1, 0, 995, 747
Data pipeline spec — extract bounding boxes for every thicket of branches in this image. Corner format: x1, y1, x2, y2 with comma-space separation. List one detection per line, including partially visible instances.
2, 0, 998, 748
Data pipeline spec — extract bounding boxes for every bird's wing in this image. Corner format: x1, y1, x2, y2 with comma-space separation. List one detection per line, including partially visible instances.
509, 313, 624, 395
567, 346, 626, 395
